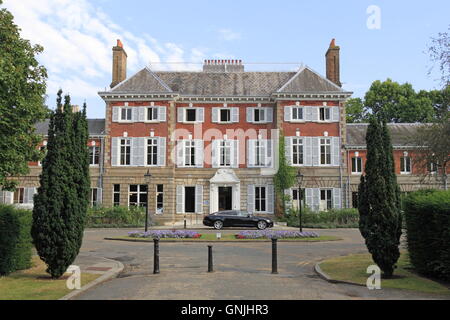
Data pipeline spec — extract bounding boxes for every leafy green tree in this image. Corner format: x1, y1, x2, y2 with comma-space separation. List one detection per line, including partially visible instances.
274, 135, 297, 215
417, 87, 450, 120
358, 117, 402, 278
364, 79, 435, 123
0, 1, 48, 190
345, 98, 367, 123
32, 90, 90, 279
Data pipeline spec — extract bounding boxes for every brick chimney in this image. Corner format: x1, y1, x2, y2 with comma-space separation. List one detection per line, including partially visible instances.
203, 59, 244, 73
110, 39, 128, 88
325, 39, 341, 87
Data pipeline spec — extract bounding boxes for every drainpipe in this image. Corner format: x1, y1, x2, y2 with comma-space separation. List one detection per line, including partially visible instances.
338, 118, 344, 208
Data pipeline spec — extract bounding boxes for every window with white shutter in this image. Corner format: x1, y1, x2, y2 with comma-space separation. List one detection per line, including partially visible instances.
319, 107, 331, 122
285, 137, 293, 165
146, 107, 159, 122
146, 138, 158, 166
320, 138, 332, 165
120, 107, 132, 122
120, 139, 131, 166
292, 107, 304, 121
184, 140, 196, 167
158, 137, 166, 167
292, 138, 304, 166
195, 185, 203, 214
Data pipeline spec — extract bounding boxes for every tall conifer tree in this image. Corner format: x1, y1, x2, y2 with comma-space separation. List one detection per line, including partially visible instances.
32, 90, 90, 279
358, 117, 402, 278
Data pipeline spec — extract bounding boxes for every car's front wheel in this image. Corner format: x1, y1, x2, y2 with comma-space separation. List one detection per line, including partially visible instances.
214, 220, 224, 230
257, 221, 267, 230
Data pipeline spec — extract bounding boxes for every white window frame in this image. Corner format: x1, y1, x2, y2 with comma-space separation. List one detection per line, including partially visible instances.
291, 138, 304, 166
113, 184, 121, 207
351, 157, 362, 174
429, 162, 438, 174
254, 140, 266, 167
89, 146, 100, 166
219, 140, 233, 167
318, 107, 331, 122
253, 108, 266, 123
218, 108, 232, 123
146, 138, 158, 166
119, 107, 133, 122
184, 108, 198, 123
13, 188, 25, 204
183, 140, 196, 167
156, 184, 164, 215
90, 188, 99, 207
320, 138, 332, 165
145, 107, 159, 122
128, 184, 148, 208
254, 186, 268, 214
320, 189, 333, 211
400, 156, 412, 174
291, 107, 305, 122
119, 138, 131, 166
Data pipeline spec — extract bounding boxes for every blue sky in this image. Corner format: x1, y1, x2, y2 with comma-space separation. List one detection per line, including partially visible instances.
3, 0, 449, 119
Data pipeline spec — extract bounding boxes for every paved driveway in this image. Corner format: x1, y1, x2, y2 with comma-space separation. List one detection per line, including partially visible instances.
73, 228, 448, 300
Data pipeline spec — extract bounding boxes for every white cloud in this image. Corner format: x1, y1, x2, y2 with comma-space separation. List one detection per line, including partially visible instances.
218, 28, 241, 41
1, 0, 214, 117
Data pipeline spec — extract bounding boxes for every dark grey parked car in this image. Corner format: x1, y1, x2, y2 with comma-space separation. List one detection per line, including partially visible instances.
203, 210, 274, 230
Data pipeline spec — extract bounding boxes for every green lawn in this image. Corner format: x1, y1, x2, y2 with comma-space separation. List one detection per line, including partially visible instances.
0, 257, 100, 300
111, 234, 341, 242
320, 252, 450, 295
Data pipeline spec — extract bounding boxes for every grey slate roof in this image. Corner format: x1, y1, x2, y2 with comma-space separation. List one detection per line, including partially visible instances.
346, 123, 423, 147
110, 66, 345, 96
112, 67, 173, 93
35, 119, 106, 136
278, 67, 344, 93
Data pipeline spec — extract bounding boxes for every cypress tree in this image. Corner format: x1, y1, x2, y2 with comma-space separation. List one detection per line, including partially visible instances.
358, 117, 402, 278
31, 90, 90, 279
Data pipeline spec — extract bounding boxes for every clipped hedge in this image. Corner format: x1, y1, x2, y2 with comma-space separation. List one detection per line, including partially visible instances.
404, 189, 450, 281
0, 205, 33, 276
282, 208, 359, 229
86, 206, 147, 227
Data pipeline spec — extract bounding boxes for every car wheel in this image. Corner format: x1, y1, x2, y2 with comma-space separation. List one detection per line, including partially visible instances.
214, 221, 223, 230
257, 221, 267, 230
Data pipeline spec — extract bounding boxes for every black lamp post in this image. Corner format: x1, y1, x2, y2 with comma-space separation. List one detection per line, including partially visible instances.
144, 170, 152, 232
296, 170, 304, 233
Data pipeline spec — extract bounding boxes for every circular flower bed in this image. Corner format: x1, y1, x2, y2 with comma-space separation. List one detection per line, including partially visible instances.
128, 230, 202, 239
235, 230, 319, 239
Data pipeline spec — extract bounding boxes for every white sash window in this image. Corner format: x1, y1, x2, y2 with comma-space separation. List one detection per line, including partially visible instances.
120, 139, 131, 166
147, 138, 158, 166
320, 138, 332, 165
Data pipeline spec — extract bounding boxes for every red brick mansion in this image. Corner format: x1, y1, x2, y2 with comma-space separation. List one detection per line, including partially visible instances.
1, 39, 444, 224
